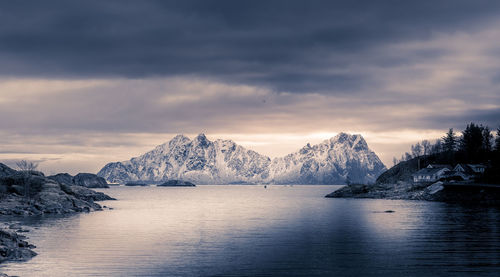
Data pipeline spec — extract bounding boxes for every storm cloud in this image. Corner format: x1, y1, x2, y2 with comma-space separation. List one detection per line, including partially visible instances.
0, 1, 499, 173
1, 0, 500, 92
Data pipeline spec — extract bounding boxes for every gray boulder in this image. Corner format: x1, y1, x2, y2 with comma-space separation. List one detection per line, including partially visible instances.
0, 228, 37, 263
0, 163, 16, 178
73, 173, 109, 188
61, 185, 116, 201
48, 173, 74, 186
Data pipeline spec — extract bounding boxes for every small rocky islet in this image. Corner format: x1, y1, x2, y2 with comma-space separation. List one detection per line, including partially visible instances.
158, 180, 196, 187
123, 180, 196, 187
0, 163, 115, 266
125, 182, 148, 186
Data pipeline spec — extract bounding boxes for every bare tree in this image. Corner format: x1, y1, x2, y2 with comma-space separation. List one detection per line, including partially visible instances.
16, 160, 38, 201
393, 157, 398, 166
430, 139, 442, 154
421, 140, 431, 156
404, 152, 412, 161
16, 160, 38, 173
411, 142, 422, 158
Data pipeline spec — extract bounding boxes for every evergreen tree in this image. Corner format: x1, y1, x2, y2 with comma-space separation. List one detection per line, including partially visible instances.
495, 127, 500, 152
430, 139, 442, 154
393, 157, 398, 166
459, 123, 484, 156
482, 126, 493, 152
404, 152, 412, 161
443, 128, 457, 153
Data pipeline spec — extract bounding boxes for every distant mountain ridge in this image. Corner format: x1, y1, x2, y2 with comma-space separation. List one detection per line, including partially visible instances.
97, 133, 386, 185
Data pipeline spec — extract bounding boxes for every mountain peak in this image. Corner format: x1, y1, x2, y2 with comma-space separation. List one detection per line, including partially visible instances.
170, 134, 190, 142
167, 134, 191, 148
193, 133, 209, 146
329, 133, 367, 149
98, 132, 386, 184
195, 133, 207, 140
172, 134, 189, 140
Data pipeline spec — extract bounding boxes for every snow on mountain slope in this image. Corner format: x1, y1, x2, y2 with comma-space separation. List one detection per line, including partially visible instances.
268, 133, 386, 184
98, 134, 271, 184
97, 133, 386, 184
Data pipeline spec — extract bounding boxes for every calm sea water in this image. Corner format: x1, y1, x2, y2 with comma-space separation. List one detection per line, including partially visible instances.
1, 185, 499, 277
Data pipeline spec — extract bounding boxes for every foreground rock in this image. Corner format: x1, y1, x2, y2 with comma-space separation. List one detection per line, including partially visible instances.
60, 184, 115, 202
0, 174, 114, 216
0, 228, 36, 263
0, 163, 115, 265
158, 180, 196, 187
326, 181, 500, 204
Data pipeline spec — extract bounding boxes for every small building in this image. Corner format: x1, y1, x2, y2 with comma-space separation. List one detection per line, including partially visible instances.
412, 167, 450, 183
426, 164, 452, 170
439, 170, 469, 182
466, 164, 486, 174
453, 164, 486, 181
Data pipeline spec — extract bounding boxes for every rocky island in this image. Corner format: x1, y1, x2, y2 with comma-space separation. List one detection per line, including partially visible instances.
0, 163, 115, 266
125, 182, 148, 186
158, 180, 196, 187
50, 172, 109, 188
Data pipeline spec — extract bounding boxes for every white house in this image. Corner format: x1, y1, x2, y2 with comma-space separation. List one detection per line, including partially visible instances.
426, 164, 452, 170
412, 167, 450, 183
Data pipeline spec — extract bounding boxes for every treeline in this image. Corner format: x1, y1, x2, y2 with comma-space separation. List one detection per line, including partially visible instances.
392, 122, 500, 183
394, 123, 500, 165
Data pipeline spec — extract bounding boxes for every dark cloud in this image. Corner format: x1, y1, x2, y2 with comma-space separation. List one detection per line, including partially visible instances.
423, 109, 500, 131
1, 0, 500, 92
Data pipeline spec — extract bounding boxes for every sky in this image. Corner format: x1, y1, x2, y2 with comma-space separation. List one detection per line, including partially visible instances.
0, 0, 499, 174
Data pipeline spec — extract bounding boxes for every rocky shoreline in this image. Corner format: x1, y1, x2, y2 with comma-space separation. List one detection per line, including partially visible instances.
325, 181, 500, 205
0, 163, 115, 272
0, 225, 37, 265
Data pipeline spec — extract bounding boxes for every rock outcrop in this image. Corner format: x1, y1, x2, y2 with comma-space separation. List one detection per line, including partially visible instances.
325, 181, 500, 204
158, 180, 196, 187
125, 182, 148, 186
48, 173, 74, 186
0, 164, 16, 178
49, 173, 109, 188
0, 163, 115, 265
0, 164, 115, 216
0, 228, 36, 263
72, 173, 109, 188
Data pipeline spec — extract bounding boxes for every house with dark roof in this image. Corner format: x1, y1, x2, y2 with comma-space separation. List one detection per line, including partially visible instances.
440, 170, 471, 182
412, 167, 450, 183
452, 164, 486, 181
462, 164, 486, 174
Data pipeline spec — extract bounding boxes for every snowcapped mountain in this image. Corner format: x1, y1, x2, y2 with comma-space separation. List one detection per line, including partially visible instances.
98, 133, 386, 185
98, 134, 271, 184
267, 133, 386, 184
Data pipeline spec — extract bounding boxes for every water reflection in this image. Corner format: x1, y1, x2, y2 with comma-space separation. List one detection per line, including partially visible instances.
1, 185, 499, 276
